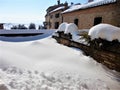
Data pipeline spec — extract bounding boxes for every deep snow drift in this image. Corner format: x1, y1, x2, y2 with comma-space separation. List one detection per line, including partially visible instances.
0, 31, 120, 90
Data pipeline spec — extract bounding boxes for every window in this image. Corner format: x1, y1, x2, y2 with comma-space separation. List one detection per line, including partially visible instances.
55, 13, 60, 18
74, 19, 79, 26
50, 15, 53, 18
94, 17, 102, 25
55, 22, 59, 29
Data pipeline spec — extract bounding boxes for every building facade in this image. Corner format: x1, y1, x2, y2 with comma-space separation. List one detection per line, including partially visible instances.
45, 0, 120, 29
44, 0, 68, 29
62, 0, 120, 29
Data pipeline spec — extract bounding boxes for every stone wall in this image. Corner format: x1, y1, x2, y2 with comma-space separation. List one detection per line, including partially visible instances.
52, 35, 120, 72
89, 38, 120, 54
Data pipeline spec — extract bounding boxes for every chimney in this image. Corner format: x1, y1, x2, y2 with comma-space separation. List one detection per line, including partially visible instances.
57, 0, 60, 5
64, 1, 68, 9
88, 0, 94, 2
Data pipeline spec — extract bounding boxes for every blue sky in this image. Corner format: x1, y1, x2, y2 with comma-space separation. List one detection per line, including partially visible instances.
0, 0, 88, 25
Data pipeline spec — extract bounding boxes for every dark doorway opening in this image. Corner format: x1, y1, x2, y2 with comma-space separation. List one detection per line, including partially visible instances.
55, 22, 59, 29
55, 13, 60, 18
94, 17, 102, 25
74, 19, 79, 26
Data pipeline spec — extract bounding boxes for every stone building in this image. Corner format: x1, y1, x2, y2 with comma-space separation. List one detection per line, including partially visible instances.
45, 0, 120, 29
44, 0, 68, 29
62, 0, 120, 29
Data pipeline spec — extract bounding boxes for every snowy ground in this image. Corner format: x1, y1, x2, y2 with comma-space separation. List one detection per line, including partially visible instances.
0, 31, 120, 90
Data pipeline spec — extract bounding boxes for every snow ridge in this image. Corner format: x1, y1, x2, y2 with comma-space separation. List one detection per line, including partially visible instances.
50, 6, 65, 13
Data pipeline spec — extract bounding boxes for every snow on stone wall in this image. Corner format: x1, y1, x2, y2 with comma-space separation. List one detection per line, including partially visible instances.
57, 22, 68, 32
88, 24, 120, 42
56, 23, 81, 42
57, 22, 79, 35
64, 23, 79, 34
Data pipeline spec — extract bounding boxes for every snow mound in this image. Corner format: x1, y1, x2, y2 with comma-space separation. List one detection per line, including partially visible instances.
64, 23, 79, 34
56, 23, 86, 43
57, 22, 68, 32
57, 23, 78, 34
88, 24, 120, 42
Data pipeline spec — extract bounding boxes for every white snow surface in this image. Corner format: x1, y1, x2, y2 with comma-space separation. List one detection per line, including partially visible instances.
64, 23, 79, 35
0, 31, 120, 90
63, 0, 117, 13
88, 24, 120, 42
57, 22, 68, 32
56, 23, 80, 42
57, 22, 79, 35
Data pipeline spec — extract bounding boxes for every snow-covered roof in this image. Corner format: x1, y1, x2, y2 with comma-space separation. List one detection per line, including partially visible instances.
63, 0, 117, 13
88, 24, 120, 42
50, 6, 65, 13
